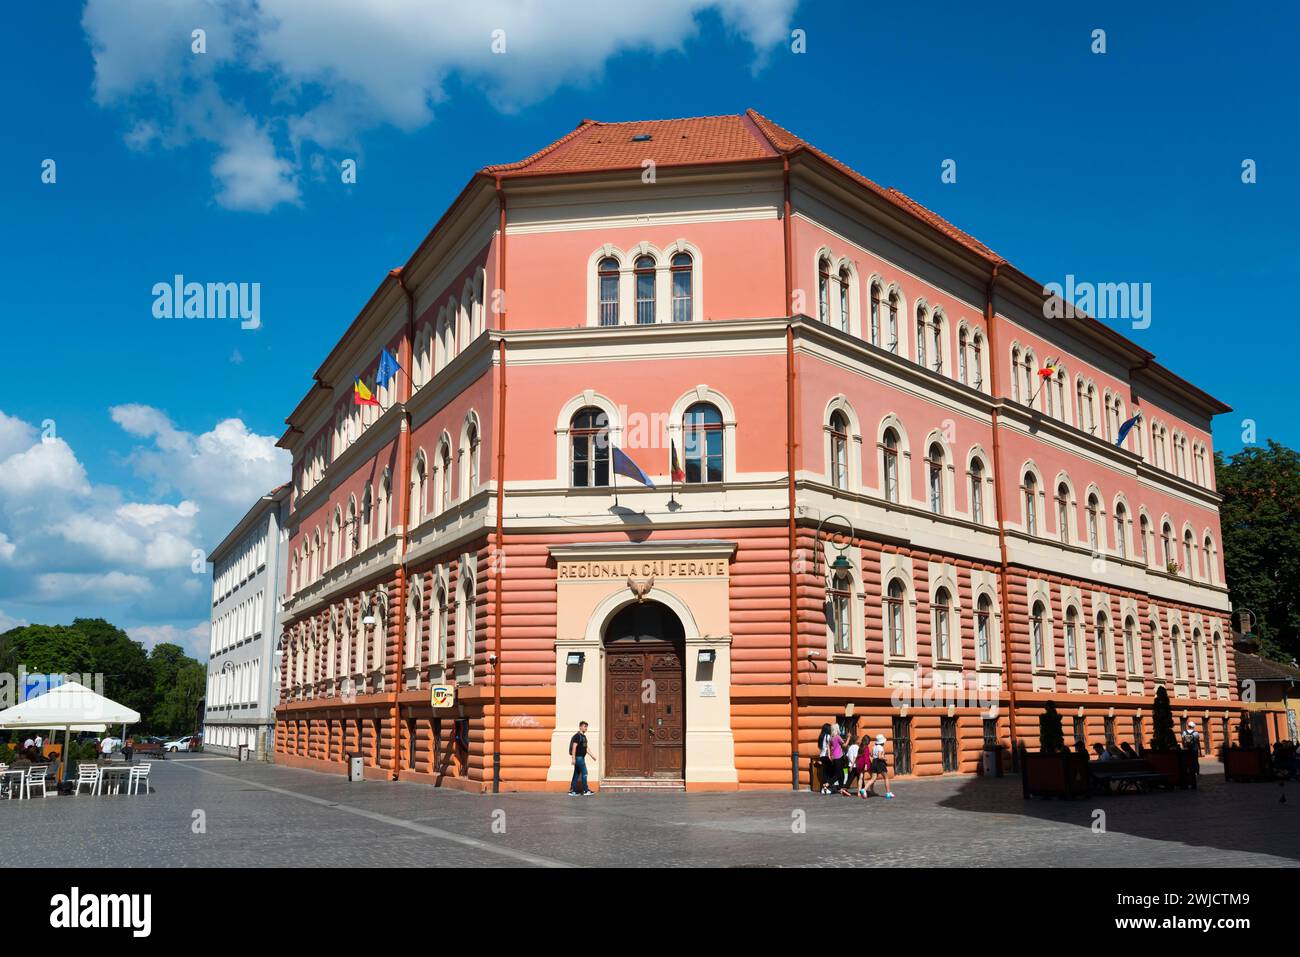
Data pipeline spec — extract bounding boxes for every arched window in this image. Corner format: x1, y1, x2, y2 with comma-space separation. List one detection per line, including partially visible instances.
1139, 514, 1150, 563
1114, 503, 1128, 558
1170, 624, 1184, 679
433, 580, 448, 669
360, 484, 373, 551
1031, 601, 1046, 668
818, 257, 831, 324
1065, 607, 1079, 670
683, 402, 723, 483
1086, 384, 1097, 432
1212, 632, 1224, 682
1056, 483, 1071, 544
1024, 472, 1038, 535
1183, 530, 1195, 578
1162, 522, 1173, 569
406, 575, 423, 676
958, 327, 968, 383
438, 442, 452, 513
837, 266, 851, 334
1151, 618, 1164, 679
1124, 616, 1137, 675
886, 579, 906, 656
465, 418, 481, 494
670, 252, 693, 322
886, 291, 899, 353
1010, 348, 1021, 402
976, 594, 993, 664
869, 282, 881, 345
930, 312, 943, 372
344, 497, 357, 561
1075, 379, 1086, 428
411, 451, 428, 526
969, 458, 984, 524
971, 333, 984, 390
926, 442, 944, 514
1086, 493, 1100, 552
882, 429, 900, 503
634, 254, 656, 324
331, 507, 343, 568
933, 586, 952, 662
458, 568, 476, 662
570, 406, 610, 487
379, 468, 391, 538
598, 257, 620, 326
828, 570, 851, 655
828, 411, 849, 489
1192, 627, 1204, 680
915, 306, 927, 367
1096, 611, 1110, 673
1204, 535, 1216, 585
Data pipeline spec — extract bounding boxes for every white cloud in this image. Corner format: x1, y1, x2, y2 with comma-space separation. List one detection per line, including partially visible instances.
111, 404, 288, 512
0, 407, 286, 645
82, 0, 798, 210
129, 622, 210, 658
0, 437, 90, 499
0, 609, 27, 633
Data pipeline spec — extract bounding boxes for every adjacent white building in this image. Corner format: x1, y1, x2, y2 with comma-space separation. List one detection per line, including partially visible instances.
204, 484, 290, 759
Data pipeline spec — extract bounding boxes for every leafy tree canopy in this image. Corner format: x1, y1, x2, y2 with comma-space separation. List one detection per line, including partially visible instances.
1216, 440, 1300, 663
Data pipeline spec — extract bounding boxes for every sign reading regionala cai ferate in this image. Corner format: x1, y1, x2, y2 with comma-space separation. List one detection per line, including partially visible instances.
557, 558, 729, 580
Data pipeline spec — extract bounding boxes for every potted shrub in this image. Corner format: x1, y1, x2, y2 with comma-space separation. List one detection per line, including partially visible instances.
1222, 715, 1273, 782
1165, 560, 1181, 575
1142, 686, 1197, 788
1023, 701, 1089, 798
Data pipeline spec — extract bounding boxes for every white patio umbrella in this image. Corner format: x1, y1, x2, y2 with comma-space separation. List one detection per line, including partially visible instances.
0, 681, 140, 782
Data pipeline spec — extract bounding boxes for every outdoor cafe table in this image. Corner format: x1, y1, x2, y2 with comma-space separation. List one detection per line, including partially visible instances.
96, 765, 133, 795
1, 767, 27, 799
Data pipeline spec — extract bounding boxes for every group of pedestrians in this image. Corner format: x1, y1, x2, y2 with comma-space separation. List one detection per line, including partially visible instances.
818, 722, 894, 799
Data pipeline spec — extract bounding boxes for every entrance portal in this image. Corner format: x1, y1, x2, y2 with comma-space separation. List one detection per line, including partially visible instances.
603, 601, 685, 779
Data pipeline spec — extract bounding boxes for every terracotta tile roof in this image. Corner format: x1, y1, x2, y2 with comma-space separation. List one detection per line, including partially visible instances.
1234, 649, 1300, 682
484, 114, 778, 176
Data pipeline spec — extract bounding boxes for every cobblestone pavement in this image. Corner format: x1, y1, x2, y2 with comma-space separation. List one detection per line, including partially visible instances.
3, 755, 1296, 867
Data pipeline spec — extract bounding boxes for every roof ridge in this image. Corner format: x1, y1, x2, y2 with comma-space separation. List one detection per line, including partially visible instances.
482, 118, 599, 174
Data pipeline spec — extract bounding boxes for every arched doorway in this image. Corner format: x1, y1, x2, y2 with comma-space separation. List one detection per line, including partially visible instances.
604, 601, 685, 779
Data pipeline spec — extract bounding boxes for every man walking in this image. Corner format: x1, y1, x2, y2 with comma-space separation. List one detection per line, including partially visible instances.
569, 721, 595, 796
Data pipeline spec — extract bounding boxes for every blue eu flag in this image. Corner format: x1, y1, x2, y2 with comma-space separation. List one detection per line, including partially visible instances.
377, 348, 401, 387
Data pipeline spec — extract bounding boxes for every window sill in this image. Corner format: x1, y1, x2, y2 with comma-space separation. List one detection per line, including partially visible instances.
975, 662, 1003, 673
932, 660, 963, 672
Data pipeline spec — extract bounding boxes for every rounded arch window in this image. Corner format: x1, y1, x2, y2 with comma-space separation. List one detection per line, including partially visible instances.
598, 257, 620, 326
828, 411, 850, 489
634, 255, 656, 324
571, 406, 610, 487
683, 402, 724, 483
670, 252, 693, 322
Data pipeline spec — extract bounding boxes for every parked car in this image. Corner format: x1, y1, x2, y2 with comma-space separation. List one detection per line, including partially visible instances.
163, 736, 194, 752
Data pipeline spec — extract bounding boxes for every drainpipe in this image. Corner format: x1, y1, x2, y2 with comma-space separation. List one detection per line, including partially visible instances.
983, 261, 1021, 765
492, 177, 508, 793
782, 157, 793, 315
786, 324, 800, 789
390, 268, 416, 781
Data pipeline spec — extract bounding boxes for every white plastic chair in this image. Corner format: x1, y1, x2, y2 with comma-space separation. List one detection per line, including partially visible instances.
26, 766, 49, 799
128, 765, 150, 795
75, 765, 101, 796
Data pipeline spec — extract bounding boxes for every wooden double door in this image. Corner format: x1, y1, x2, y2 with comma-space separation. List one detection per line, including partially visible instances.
604, 602, 685, 779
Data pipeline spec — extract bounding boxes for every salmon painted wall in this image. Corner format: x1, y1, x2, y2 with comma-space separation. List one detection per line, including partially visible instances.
505, 218, 786, 329
503, 352, 788, 481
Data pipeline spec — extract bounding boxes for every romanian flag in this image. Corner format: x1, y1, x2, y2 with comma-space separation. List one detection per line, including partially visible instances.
1037, 357, 1060, 380
353, 378, 380, 407
670, 440, 685, 483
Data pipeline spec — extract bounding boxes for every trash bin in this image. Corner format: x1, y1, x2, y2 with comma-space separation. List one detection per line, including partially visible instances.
982, 747, 1005, 777
347, 754, 364, 782
237, 745, 247, 762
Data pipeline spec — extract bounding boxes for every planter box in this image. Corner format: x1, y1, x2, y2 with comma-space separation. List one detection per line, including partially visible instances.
1222, 747, 1273, 782
1022, 751, 1090, 799
1143, 749, 1198, 789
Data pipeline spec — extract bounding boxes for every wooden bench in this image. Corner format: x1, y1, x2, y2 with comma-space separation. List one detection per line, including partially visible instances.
1088, 758, 1166, 794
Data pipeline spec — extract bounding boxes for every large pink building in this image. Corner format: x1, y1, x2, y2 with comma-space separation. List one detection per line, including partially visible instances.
273, 111, 1236, 791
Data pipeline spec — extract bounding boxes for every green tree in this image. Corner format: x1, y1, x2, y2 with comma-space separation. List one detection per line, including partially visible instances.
1216, 440, 1300, 663
1151, 685, 1178, 751
0, 625, 94, 675
1038, 700, 1065, 753
72, 618, 153, 719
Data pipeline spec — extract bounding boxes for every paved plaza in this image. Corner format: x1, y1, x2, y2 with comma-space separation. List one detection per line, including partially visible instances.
4, 755, 1297, 868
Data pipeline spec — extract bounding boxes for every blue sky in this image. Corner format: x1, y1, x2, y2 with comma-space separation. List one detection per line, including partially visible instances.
0, 0, 1295, 651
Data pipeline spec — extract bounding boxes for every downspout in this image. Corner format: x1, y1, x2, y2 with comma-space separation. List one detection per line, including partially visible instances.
783, 157, 801, 790
786, 324, 800, 790
390, 268, 416, 781
983, 261, 1021, 765
492, 177, 508, 793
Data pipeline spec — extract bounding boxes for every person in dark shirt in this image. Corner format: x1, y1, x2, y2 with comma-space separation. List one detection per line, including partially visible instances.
569, 721, 595, 796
